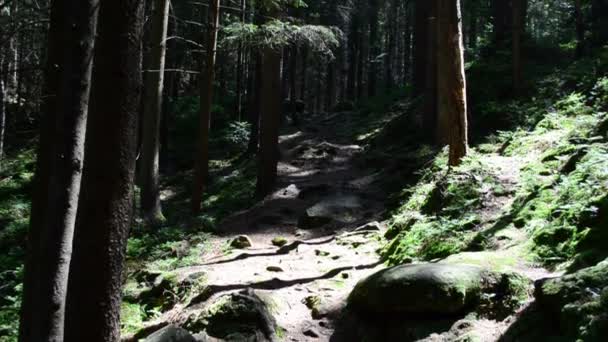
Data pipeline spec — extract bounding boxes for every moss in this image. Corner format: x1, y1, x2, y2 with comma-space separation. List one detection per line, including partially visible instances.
120, 302, 146, 335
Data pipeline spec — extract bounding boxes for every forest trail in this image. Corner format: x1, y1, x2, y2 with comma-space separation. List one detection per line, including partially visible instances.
139, 111, 389, 341
132, 112, 557, 341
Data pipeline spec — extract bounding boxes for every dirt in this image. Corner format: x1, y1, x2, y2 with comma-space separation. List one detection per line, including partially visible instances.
129, 112, 557, 342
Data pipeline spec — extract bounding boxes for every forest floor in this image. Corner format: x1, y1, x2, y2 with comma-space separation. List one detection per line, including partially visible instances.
125, 110, 559, 341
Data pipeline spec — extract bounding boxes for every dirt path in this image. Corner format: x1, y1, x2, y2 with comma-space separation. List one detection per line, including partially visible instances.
151, 112, 387, 341
131, 113, 559, 342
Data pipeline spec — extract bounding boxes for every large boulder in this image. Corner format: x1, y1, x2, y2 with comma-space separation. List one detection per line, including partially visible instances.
533, 258, 608, 341
144, 325, 197, 342
185, 289, 278, 342
348, 264, 498, 316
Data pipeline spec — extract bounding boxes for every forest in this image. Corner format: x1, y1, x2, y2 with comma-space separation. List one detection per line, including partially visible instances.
0, 0, 607, 341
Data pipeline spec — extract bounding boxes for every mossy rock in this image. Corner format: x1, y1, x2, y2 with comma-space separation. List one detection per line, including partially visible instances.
534, 258, 608, 341
186, 289, 278, 342
348, 264, 501, 316
271, 237, 288, 247
144, 325, 196, 342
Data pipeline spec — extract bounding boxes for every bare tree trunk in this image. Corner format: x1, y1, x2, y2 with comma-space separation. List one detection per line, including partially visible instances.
256, 15, 282, 197
246, 50, 261, 155
413, 0, 430, 98
235, 0, 246, 119
0, 78, 5, 167
368, 0, 379, 97
140, 0, 169, 225
512, 0, 527, 94
347, 15, 359, 99
64, 0, 143, 340
437, 0, 468, 166
425, 0, 439, 142
18, 1, 98, 340
192, 0, 220, 213
575, 0, 584, 58
468, 0, 478, 50
385, 0, 398, 90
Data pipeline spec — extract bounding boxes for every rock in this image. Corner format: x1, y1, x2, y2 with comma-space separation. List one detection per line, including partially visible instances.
185, 289, 278, 342
315, 249, 330, 257
271, 237, 288, 247
298, 195, 363, 229
348, 263, 498, 316
533, 258, 608, 340
266, 266, 284, 272
303, 328, 320, 338
354, 221, 383, 232
144, 325, 197, 342
230, 235, 252, 249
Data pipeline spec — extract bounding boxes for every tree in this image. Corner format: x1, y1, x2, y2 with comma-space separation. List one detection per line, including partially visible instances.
368, 0, 379, 97
437, 0, 468, 166
575, 0, 585, 58
591, 0, 608, 47
63, 0, 144, 340
192, 0, 221, 213
140, 0, 170, 225
512, 0, 528, 93
256, 12, 283, 197
18, 0, 99, 340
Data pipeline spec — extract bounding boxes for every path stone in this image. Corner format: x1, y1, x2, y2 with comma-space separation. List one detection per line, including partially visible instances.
354, 221, 383, 232
230, 235, 252, 249
298, 194, 363, 229
266, 266, 284, 272
144, 325, 197, 342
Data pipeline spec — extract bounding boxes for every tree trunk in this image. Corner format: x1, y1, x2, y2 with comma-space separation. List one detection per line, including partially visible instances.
246, 50, 261, 155
140, 0, 169, 225
468, 0, 478, 50
385, 0, 398, 90
347, 15, 359, 99
512, 0, 527, 94
492, 0, 511, 47
575, 0, 584, 58
0, 78, 5, 167
256, 26, 282, 197
64, 0, 143, 340
235, 0, 246, 119
300, 46, 308, 105
192, 0, 220, 213
368, 0, 379, 97
413, 0, 434, 96
403, 3, 412, 85
591, 0, 608, 47
437, 0, 468, 166
425, 0, 439, 141
18, 1, 98, 340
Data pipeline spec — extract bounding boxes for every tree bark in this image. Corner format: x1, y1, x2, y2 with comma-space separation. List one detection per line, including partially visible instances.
18, 1, 98, 340
591, 0, 608, 47
437, 0, 468, 166
0, 78, 5, 167
512, 0, 523, 93
246, 50, 261, 155
256, 17, 282, 197
140, 0, 169, 225
425, 0, 439, 141
192, 0, 220, 213
368, 0, 379, 97
64, 1, 143, 341
413, 0, 430, 97
575, 0, 584, 58
235, 0, 247, 120
492, 0, 511, 48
